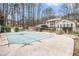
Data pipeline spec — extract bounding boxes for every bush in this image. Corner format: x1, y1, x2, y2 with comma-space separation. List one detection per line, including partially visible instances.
5, 26, 11, 32
73, 31, 79, 34
39, 28, 42, 32
0, 26, 5, 33
41, 25, 48, 30
35, 27, 39, 31
15, 27, 19, 32
0, 26, 11, 33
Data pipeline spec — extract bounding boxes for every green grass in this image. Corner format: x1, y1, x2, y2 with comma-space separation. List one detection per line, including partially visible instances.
73, 38, 79, 56
68, 31, 79, 56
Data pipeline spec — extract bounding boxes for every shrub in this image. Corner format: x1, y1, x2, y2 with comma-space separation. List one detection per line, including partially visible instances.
0, 26, 5, 33
39, 28, 42, 32
15, 27, 19, 32
73, 31, 79, 34
35, 27, 39, 31
5, 26, 11, 32
41, 25, 48, 30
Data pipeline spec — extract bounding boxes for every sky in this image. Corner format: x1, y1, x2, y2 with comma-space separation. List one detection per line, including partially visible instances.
44, 3, 62, 16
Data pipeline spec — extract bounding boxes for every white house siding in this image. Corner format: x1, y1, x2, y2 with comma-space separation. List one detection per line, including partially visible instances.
46, 20, 58, 28
46, 22, 51, 27
46, 21, 56, 28
55, 20, 76, 31
46, 18, 61, 28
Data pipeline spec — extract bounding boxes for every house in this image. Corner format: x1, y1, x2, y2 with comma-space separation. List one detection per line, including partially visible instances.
46, 18, 62, 28
34, 24, 48, 31
35, 24, 48, 28
46, 18, 77, 32
55, 20, 76, 32
76, 22, 79, 31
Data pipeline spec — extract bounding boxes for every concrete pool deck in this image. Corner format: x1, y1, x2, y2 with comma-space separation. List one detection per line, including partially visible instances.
0, 32, 74, 56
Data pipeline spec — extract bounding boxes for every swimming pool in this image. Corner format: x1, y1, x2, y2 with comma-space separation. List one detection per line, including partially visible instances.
4, 32, 53, 44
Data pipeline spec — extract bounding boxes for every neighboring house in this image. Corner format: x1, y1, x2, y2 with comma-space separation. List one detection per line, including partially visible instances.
46, 18, 77, 32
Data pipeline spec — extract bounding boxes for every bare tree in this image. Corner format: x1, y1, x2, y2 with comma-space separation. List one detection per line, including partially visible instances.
59, 3, 79, 20
42, 7, 54, 23
36, 3, 42, 25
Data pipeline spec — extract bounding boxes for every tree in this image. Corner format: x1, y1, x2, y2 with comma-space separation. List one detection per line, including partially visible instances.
0, 11, 5, 26
36, 3, 42, 25
60, 3, 79, 21
59, 3, 69, 19
42, 7, 54, 23
0, 3, 51, 29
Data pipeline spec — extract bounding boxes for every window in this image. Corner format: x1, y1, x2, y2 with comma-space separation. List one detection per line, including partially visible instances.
63, 24, 65, 27
71, 24, 73, 27
60, 24, 62, 28
57, 25, 59, 28
67, 24, 69, 27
